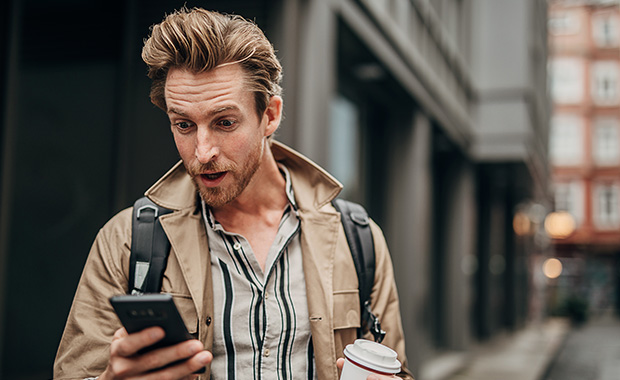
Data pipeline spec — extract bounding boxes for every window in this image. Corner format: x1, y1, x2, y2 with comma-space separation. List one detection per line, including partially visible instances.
328, 94, 361, 201
593, 182, 620, 229
549, 11, 580, 35
554, 181, 584, 225
549, 58, 584, 104
550, 114, 584, 166
593, 118, 620, 166
592, 11, 618, 47
591, 61, 619, 105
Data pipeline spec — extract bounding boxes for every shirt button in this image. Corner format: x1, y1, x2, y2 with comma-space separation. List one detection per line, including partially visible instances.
205, 316, 212, 326
264, 349, 270, 357
233, 242, 241, 251
264, 291, 269, 300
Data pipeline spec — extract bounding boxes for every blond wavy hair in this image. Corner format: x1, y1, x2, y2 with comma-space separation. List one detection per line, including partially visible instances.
142, 8, 282, 116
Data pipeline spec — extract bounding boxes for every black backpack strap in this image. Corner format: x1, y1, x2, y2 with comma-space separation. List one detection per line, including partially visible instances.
129, 197, 173, 295
332, 198, 386, 343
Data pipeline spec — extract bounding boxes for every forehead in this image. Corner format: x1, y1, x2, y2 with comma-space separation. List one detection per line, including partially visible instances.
164, 64, 252, 110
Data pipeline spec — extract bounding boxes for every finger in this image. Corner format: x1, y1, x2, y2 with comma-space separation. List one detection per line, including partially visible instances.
108, 339, 204, 378
138, 349, 212, 380
112, 327, 128, 341
336, 358, 345, 370
134, 339, 204, 374
111, 326, 165, 357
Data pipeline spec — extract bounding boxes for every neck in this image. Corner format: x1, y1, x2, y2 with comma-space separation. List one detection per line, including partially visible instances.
212, 142, 288, 222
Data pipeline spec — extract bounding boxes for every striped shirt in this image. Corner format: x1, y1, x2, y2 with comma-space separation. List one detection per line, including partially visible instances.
202, 165, 316, 380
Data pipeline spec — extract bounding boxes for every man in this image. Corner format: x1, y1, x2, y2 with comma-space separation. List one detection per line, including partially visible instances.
54, 7, 413, 380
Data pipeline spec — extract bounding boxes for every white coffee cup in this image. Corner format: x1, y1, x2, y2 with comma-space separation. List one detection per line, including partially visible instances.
340, 339, 401, 380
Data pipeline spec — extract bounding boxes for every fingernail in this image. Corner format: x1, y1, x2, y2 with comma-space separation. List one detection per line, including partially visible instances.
197, 351, 211, 364
188, 343, 200, 355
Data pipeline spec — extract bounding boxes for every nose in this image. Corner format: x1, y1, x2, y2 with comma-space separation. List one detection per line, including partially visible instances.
195, 127, 220, 163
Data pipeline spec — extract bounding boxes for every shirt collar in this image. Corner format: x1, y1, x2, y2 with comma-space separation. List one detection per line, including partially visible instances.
278, 163, 298, 211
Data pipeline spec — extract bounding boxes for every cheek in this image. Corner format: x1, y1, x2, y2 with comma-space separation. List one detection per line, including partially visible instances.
227, 131, 260, 156
173, 134, 196, 160
229, 135, 249, 151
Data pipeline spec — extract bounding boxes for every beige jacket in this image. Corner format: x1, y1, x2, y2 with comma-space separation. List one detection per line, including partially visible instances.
53, 141, 413, 380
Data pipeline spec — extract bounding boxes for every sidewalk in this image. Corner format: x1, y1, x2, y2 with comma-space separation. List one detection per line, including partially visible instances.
542, 312, 620, 380
436, 318, 570, 380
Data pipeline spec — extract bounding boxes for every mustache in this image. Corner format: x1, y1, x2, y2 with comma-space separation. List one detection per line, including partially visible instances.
186, 160, 236, 176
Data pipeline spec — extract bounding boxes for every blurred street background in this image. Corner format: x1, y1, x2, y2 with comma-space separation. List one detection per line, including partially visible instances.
543, 313, 620, 380
1, 0, 620, 379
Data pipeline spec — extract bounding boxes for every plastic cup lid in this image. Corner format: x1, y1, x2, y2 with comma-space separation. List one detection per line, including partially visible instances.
343, 339, 401, 374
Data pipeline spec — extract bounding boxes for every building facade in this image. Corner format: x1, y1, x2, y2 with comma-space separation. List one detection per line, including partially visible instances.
548, 0, 620, 317
0, 1, 550, 379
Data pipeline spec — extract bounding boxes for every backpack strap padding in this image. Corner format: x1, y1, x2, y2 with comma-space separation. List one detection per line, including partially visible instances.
332, 198, 385, 342
129, 197, 173, 294
332, 199, 375, 308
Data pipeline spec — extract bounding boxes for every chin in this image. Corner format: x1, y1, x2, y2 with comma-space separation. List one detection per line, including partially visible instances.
195, 183, 240, 208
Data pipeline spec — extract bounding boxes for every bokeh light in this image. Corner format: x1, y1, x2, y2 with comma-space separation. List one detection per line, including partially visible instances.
513, 211, 532, 236
544, 211, 576, 239
542, 258, 563, 279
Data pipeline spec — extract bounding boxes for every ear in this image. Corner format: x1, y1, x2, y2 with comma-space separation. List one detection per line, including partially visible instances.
262, 95, 283, 137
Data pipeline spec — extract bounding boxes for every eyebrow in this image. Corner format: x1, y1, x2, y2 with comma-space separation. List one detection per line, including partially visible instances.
167, 107, 188, 117
167, 106, 240, 118
210, 106, 240, 116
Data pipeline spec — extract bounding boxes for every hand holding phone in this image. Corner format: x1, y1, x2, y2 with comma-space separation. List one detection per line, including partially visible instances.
106, 293, 209, 377
110, 293, 196, 351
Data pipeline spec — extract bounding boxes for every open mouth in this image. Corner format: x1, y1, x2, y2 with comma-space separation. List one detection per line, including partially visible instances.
199, 171, 228, 188
202, 172, 226, 180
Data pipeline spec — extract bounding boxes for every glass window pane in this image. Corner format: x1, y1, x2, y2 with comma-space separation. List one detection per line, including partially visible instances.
550, 114, 584, 165
593, 118, 620, 165
592, 11, 618, 47
554, 181, 584, 225
593, 183, 620, 229
328, 94, 361, 200
550, 58, 584, 104
549, 11, 581, 35
591, 61, 619, 105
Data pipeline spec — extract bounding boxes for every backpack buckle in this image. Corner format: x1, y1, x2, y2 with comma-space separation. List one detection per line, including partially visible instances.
363, 300, 386, 343
136, 205, 159, 220
370, 315, 386, 343
350, 212, 369, 226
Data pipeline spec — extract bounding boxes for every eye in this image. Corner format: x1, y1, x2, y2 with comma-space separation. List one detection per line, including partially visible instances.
217, 119, 237, 130
173, 121, 193, 132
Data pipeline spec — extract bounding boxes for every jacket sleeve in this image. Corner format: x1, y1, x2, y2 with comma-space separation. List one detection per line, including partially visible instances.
53, 208, 133, 380
368, 221, 415, 380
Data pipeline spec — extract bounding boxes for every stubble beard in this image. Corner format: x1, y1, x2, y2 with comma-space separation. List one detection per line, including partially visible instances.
187, 140, 264, 208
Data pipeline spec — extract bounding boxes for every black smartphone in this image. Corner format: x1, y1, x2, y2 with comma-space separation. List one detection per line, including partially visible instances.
109, 293, 205, 373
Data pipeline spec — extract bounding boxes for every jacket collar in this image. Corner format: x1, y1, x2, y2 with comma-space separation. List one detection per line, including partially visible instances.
144, 140, 343, 211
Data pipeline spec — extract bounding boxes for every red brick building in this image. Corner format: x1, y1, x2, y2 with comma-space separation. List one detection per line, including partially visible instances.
548, 0, 620, 313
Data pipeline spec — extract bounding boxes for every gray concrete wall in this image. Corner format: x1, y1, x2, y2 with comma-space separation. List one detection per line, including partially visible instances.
385, 111, 434, 369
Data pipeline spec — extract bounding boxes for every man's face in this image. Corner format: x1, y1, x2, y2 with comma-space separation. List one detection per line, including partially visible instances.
164, 65, 277, 207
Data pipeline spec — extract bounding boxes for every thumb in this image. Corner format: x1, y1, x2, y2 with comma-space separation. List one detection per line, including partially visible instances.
336, 358, 345, 370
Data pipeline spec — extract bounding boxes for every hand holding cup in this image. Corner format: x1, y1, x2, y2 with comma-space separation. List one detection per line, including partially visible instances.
338, 339, 401, 380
